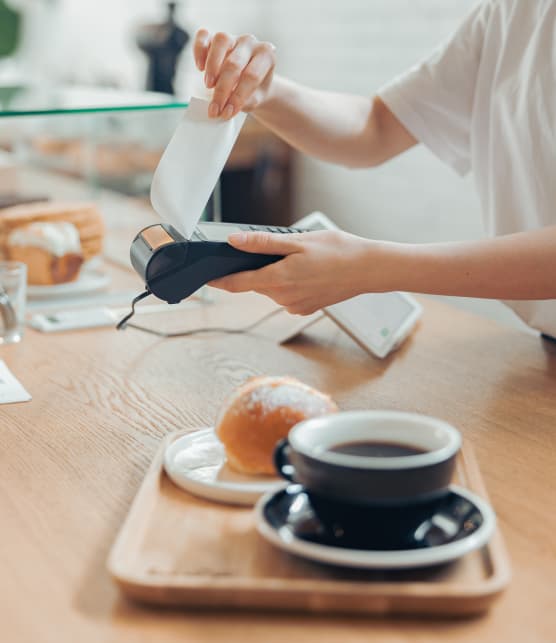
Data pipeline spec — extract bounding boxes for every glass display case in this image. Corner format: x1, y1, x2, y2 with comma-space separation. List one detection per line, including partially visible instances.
0, 85, 188, 198
0, 84, 187, 116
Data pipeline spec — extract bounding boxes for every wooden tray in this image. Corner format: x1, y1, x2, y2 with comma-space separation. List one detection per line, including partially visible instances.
108, 431, 511, 616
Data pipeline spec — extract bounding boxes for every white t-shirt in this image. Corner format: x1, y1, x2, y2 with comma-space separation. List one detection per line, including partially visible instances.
379, 0, 556, 337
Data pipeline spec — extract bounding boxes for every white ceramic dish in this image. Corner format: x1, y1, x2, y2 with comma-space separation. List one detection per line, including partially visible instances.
255, 484, 496, 570
27, 267, 110, 299
164, 428, 283, 506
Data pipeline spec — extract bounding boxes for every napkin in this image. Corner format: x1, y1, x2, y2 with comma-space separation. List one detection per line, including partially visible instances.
150, 97, 247, 239
0, 360, 31, 404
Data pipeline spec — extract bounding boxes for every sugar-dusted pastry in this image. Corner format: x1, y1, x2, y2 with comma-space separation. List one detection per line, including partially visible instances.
215, 375, 339, 476
7, 222, 84, 285
0, 201, 104, 260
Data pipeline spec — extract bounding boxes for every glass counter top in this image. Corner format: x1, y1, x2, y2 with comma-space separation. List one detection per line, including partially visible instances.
0, 84, 188, 117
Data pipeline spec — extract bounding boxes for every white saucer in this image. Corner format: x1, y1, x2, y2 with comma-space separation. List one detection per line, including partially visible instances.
163, 428, 284, 506
27, 268, 110, 299
255, 485, 496, 570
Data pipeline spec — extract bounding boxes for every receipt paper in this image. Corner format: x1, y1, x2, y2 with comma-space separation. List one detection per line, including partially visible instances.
0, 360, 31, 404
150, 97, 247, 239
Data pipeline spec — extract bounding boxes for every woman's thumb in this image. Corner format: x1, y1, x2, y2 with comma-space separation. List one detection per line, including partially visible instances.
227, 230, 303, 255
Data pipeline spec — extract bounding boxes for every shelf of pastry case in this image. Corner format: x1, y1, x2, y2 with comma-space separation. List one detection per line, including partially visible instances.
0, 85, 187, 117
0, 94, 189, 197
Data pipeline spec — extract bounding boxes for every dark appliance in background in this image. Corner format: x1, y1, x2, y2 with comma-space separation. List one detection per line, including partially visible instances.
135, 1, 189, 95
220, 120, 293, 226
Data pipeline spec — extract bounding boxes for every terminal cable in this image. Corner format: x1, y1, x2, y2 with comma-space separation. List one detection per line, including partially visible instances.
116, 289, 152, 330
116, 291, 284, 338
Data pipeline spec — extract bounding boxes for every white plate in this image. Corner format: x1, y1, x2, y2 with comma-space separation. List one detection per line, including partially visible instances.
255, 485, 496, 570
164, 428, 284, 506
27, 268, 110, 300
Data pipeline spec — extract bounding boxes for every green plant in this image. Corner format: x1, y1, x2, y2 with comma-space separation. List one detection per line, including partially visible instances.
0, 0, 21, 58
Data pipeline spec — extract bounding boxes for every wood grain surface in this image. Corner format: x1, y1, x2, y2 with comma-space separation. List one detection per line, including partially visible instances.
0, 166, 555, 642
1, 279, 555, 642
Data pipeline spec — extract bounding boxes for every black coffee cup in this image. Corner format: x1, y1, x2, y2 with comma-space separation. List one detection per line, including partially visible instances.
273, 410, 461, 507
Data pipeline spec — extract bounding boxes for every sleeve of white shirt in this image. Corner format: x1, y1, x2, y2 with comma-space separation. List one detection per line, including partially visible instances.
378, 1, 493, 176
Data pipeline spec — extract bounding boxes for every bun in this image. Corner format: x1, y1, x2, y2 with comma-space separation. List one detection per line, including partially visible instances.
0, 201, 104, 261
7, 222, 84, 285
215, 376, 338, 476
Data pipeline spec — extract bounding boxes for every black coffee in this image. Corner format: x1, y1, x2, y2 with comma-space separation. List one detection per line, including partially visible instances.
328, 440, 426, 457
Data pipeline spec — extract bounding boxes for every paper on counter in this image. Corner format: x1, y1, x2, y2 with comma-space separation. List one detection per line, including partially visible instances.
150, 97, 247, 239
0, 360, 31, 404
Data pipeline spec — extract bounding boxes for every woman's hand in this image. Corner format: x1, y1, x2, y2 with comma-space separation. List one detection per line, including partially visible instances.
193, 29, 276, 120
209, 230, 381, 315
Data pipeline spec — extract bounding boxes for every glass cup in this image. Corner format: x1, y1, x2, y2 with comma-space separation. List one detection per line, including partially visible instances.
0, 261, 27, 344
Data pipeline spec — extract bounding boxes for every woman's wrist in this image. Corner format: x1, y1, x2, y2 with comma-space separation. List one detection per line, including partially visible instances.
359, 231, 556, 301
369, 240, 465, 296
356, 238, 417, 295
252, 75, 289, 118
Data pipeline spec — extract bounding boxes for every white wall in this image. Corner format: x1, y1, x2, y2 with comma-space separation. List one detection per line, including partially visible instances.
11, 0, 259, 91
263, 0, 480, 242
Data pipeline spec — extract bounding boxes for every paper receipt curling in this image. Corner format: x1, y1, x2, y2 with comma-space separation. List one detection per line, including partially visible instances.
150, 97, 247, 239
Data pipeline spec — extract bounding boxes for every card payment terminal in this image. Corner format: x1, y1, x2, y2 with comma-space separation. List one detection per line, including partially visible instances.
130, 221, 304, 304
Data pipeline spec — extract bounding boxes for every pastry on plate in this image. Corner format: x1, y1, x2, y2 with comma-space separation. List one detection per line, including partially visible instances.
215, 375, 338, 476
7, 221, 84, 285
0, 201, 104, 261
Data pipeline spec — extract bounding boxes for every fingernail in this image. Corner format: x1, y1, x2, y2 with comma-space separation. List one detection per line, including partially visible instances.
223, 104, 234, 119
229, 232, 247, 244
205, 74, 215, 88
208, 101, 219, 118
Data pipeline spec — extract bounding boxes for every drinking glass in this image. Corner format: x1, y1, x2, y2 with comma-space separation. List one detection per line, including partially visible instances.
0, 261, 27, 344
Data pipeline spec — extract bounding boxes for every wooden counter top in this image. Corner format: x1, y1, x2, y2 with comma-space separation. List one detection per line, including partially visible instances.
1, 274, 555, 642
0, 162, 554, 641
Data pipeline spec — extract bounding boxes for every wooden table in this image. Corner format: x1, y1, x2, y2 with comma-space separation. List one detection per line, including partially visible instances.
1, 261, 555, 641
1, 160, 555, 642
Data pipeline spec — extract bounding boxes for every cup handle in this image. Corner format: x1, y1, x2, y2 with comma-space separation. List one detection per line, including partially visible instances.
273, 439, 295, 481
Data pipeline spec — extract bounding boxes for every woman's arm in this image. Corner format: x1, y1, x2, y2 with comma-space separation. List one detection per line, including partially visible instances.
209, 227, 556, 315
193, 30, 417, 168
393, 226, 556, 301
253, 77, 417, 168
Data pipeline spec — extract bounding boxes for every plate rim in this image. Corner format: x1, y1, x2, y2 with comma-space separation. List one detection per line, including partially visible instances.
255, 484, 496, 569
163, 428, 284, 506
26, 267, 110, 298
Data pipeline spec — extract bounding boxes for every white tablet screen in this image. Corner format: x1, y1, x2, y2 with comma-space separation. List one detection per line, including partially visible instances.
326, 292, 415, 351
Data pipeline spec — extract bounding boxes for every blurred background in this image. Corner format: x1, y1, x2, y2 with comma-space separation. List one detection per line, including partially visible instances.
0, 0, 525, 327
